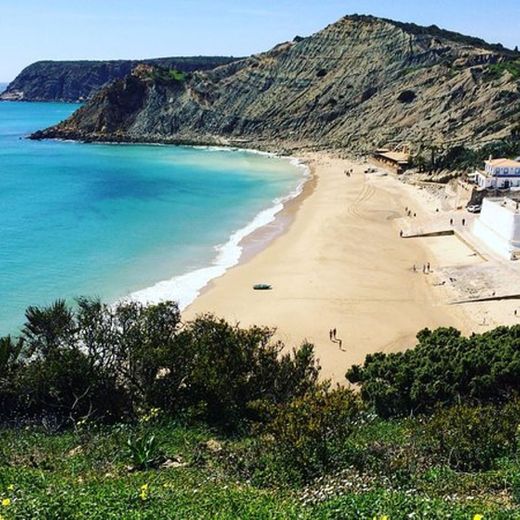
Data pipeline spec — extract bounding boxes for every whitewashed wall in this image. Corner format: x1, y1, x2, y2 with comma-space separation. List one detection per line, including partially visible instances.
472, 198, 520, 257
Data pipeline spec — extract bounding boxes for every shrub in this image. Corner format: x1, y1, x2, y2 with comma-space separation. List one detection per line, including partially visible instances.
417, 401, 520, 471
347, 326, 520, 417
0, 336, 23, 418
261, 386, 361, 481
419, 140, 520, 173
0, 300, 321, 431
397, 90, 416, 103
15, 347, 127, 424
170, 315, 320, 430
361, 87, 377, 102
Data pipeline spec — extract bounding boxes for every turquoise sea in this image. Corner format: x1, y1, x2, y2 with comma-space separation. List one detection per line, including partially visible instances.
0, 101, 305, 333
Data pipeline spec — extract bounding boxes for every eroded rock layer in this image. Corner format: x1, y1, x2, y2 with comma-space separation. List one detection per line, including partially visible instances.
33, 16, 520, 152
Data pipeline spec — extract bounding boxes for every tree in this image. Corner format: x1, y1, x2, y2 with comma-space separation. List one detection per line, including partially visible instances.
347, 325, 520, 417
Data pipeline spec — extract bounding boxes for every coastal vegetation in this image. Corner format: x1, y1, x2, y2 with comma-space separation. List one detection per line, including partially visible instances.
346, 326, 520, 417
411, 139, 520, 174
1, 300, 519, 518
484, 60, 520, 81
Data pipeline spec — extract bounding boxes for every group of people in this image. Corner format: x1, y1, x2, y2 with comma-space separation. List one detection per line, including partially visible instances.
412, 262, 431, 274
449, 217, 466, 226
328, 328, 343, 349
404, 206, 417, 218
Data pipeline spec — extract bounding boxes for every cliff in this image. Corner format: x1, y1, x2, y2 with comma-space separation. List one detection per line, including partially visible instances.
0, 57, 239, 102
32, 15, 520, 152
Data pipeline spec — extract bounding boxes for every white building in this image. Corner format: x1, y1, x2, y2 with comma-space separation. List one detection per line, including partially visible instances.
472, 197, 520, 258
475, 158, 520, 189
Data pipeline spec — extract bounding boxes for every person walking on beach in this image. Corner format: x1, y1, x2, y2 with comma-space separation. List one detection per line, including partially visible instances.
329, 329, 333, 341
427, 262, 430, 273
338, 339, 343, 350
450, 218, 453, 226
412, 264, 416, 273
400, 230, 403, 237
333, 328, 337, 340
462, 218, 466, 226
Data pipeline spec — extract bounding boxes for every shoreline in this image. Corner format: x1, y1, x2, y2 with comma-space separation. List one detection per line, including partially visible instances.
192, 163, 317, 302
183, 152, 473, 383
128, 151, 312, 310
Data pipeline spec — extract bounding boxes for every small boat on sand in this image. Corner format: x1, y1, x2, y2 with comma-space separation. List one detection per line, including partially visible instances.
253, 283, 272, 290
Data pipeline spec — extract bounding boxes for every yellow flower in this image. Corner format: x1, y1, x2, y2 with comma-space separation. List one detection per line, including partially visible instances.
1, 498, 11, 507
6, 485, 14, 492
473, 515, 483, 520
381, 516, 389, 520
139, 483, 149, 501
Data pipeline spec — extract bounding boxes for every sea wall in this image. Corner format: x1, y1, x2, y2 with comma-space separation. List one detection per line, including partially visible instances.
472, 198, 520, 257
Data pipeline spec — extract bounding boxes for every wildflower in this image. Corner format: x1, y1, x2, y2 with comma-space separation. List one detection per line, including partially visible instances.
6, 485, 14, 492
473, 516, 483, 520
1, 498, 11, 507
139, 483, 149, 501
141, 407, 161, 423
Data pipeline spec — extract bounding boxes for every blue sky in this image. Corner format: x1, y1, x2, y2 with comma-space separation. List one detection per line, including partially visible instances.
1, 0, 519, 81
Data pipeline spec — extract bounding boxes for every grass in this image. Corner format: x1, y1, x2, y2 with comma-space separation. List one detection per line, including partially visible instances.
485, 60, 520, 81
0, 420, 518, 519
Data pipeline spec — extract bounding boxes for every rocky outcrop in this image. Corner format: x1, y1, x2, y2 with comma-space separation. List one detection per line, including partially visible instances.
32, 15, 520, 152
1, 57, 239, 102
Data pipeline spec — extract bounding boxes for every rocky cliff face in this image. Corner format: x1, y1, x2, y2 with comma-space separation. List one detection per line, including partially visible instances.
1, 57, 239, 102
33, 16, 520, 152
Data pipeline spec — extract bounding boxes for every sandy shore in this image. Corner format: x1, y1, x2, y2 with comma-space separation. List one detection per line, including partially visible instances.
184, 153, 471, 383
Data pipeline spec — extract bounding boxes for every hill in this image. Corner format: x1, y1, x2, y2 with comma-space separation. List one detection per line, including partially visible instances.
0, 57, 239, 102
32, 15, 520, 152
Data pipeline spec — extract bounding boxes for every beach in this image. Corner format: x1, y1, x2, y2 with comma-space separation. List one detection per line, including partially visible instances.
184, 153, 471, 383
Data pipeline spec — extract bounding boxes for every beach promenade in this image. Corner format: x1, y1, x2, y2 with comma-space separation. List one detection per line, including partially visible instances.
184, 154, 471, 382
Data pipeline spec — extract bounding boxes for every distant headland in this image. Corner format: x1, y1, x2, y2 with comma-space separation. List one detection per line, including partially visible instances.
0, 56, 240, 102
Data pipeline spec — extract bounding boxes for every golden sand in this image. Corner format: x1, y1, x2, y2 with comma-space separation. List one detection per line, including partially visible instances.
184, 154, 470, 383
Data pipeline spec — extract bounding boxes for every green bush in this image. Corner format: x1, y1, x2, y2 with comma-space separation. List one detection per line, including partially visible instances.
0, 300, 320, 431
347, 326, 520, 417
485, 60, 520, 81
411, 140, 520, 173
417, 401, 520, 471
261, 386, 361, 481
173, 315, 320, 430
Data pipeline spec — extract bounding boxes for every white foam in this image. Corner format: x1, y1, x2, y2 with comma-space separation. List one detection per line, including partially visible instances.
127, 155, 310, 310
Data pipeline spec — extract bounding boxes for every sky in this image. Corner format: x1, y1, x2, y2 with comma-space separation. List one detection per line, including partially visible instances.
1, 0, 519, 82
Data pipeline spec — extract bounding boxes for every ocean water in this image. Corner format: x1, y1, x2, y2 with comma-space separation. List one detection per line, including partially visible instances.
0, 101, 306, 334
